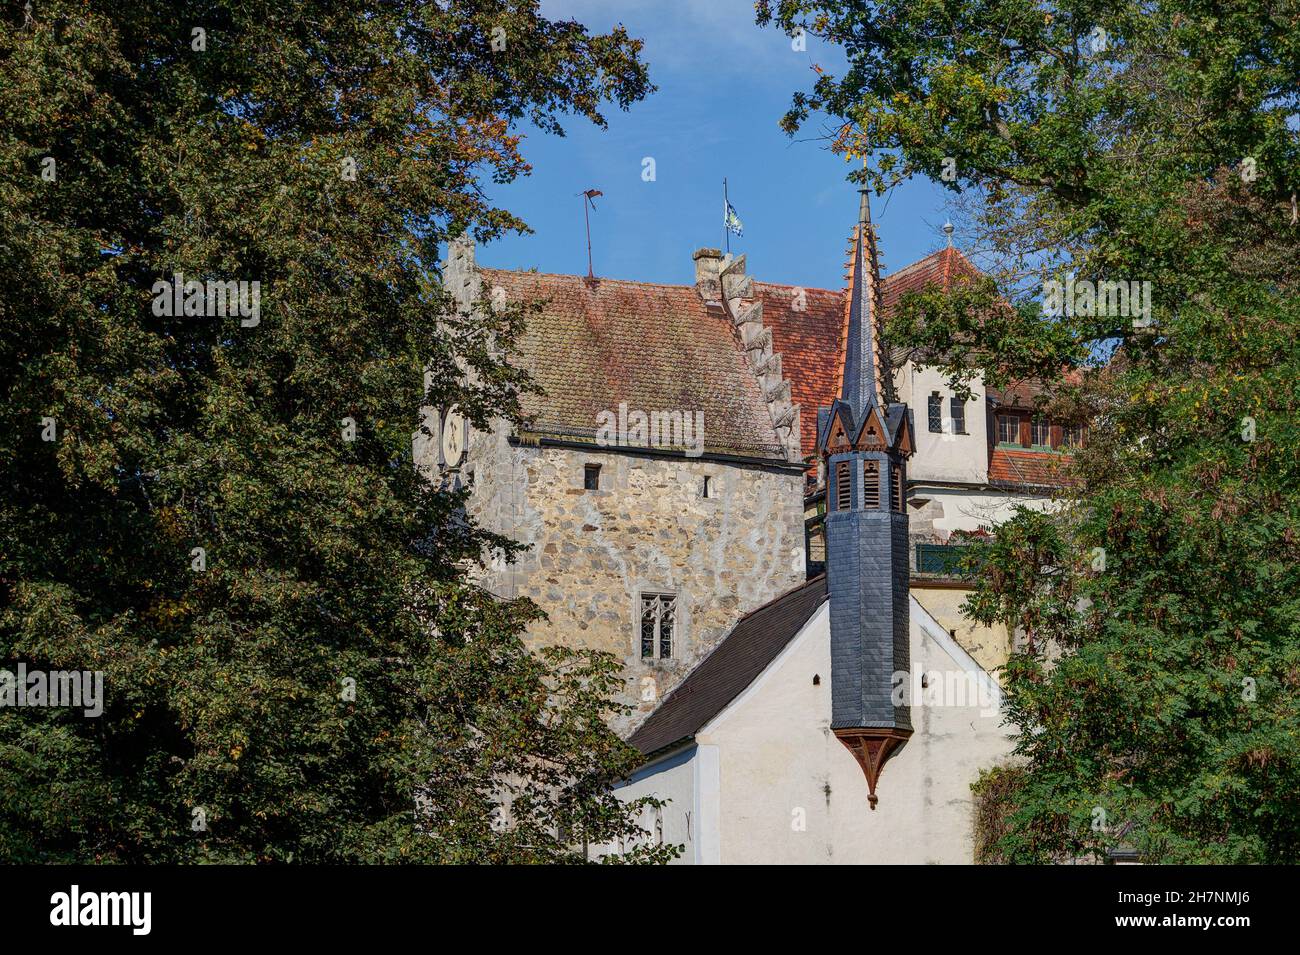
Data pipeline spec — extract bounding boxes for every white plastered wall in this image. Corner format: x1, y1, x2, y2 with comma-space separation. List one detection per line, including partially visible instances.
697, 597, 1014, 864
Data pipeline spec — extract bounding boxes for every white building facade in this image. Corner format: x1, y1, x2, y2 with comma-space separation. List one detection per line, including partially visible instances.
607, 593, 1011, 864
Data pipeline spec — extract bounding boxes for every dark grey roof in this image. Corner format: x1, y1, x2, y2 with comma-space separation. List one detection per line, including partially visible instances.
885, 403, 907, 442
628, 576, 829, 758
840, 190, 882, 425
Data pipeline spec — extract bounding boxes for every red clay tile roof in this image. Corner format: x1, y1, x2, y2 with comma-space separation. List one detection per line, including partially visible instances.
483, 247, 1059, 479
988, 448, 1075, 489
481, 269, 789, 459
756, 282, 843, 463
879, 246, 980, 317
988, 381, 1048, 408
988, 368, 1085, 410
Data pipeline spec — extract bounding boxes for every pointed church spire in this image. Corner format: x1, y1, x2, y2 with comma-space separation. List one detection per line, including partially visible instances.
840, 188, 888, 423
814, 185, 915, 809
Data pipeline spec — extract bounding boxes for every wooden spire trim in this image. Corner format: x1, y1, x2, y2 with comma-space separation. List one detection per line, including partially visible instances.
835, 727, 913, 810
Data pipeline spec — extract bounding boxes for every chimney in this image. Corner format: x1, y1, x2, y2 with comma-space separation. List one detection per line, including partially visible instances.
816, 189, 915, 809
692, 247, 724, 301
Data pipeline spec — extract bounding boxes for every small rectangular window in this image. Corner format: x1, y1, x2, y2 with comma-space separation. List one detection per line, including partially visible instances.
997, 414, 1021, 446
927, 393, 942, 433
949, 397, 966, 434
1031, 419, 1051, 447
891, 465, 904, 512
1062, 424, 1085, 449
640, 593, 676, 660
863, 460, 880, 509
583, 463, 600, 490
702, 475, 711, 498
835, 460, 851, 511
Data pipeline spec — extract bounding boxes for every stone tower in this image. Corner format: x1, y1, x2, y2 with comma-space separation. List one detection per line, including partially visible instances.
816, 189, 915, 808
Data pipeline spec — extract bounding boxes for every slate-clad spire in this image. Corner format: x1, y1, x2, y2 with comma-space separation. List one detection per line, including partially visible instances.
816, 188, 915, 809
839, 189, 889, 423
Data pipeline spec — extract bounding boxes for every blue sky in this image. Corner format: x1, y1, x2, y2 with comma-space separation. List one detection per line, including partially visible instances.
476, 0, 955, 292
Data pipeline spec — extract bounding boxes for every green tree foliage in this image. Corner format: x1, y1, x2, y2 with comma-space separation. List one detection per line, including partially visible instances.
0, 0, 676, 862
761, 0, 1300, 861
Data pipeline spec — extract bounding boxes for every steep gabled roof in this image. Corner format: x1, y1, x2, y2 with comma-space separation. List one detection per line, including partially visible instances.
481, 269, 790, 460
839, 192, 889, 418
628, 575, 829, 758
481, 246, 999, 467
878, 246, 980, 317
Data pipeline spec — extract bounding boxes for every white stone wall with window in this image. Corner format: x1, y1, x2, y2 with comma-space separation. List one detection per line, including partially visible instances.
895, 361, 990, 485
892, 362, 1076, 575
602, 597, 1014, 864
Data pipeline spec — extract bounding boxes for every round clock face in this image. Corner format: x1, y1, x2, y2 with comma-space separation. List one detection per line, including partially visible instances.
441, 407, 466, 467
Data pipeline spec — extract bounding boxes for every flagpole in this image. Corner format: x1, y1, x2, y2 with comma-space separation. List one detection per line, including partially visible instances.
723, 178, 730, 254
584, 194, 594, 281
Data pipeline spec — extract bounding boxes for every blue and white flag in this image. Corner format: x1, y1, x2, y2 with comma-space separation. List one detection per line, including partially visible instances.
724, 198, 744, 237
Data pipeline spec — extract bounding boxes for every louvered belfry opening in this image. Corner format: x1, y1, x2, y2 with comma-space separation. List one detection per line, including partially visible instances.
863, 459, 880, 509
814, 187, 916, 809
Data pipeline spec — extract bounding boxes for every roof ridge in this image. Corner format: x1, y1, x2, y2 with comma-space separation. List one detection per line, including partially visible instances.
754, 280, 840, 295
480, 266, 695, 292
881, 248, 951, 283
483, 250, 977, 297
836, 228, 855, 407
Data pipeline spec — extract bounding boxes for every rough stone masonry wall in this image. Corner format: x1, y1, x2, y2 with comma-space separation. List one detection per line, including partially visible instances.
465, 430, 806, 730
441, 235, 807, 732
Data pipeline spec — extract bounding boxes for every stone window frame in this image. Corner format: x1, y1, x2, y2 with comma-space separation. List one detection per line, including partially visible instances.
638, 591, 679, 661
583, 463, 601, 490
